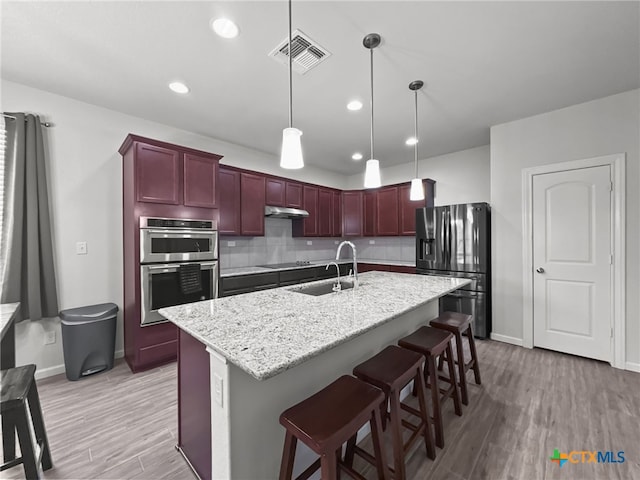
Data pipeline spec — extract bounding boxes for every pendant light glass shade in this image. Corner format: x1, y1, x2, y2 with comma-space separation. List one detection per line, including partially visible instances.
409, 178, 424, 201
409, 80, 424, 200
280, 127, 304, 169
280, 0, 304, 170
364, 159, 381, 188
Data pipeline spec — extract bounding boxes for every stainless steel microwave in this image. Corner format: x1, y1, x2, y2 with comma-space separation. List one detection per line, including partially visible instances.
139, 217, 218, 264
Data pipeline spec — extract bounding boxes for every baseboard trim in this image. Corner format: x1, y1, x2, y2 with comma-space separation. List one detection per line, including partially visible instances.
35, 349, 125, 380
490, 333, 523, 347
625, 362, 640, 373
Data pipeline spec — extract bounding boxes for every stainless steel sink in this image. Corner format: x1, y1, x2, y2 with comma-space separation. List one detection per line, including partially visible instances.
290, 281, 354, 296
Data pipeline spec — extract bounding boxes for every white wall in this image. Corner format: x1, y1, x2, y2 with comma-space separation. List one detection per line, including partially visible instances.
490, 89, 640, 367
2, 80, 347, 378
345, 145, 491, 206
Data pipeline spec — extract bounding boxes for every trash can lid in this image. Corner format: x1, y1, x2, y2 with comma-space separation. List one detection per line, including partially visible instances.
59, 303, 119, 325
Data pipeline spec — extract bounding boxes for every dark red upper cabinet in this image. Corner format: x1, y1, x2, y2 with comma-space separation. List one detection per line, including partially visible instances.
399, 182, 428, 235
240, 173, 266, 236
135, 143, 181, 205
285, 181, 303, 208
218, 168, 241, 235
342, 191, 362, 237
363, 190, 377, 236
376, 186, 399, 236
332, 191, 342, 237
300, 185, 318, 236
265, 177, 285, 206
318, 189, 333, 237
183, 153, 218, 208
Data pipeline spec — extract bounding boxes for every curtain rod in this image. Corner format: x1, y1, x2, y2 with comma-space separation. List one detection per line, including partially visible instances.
2, 113, 52, 127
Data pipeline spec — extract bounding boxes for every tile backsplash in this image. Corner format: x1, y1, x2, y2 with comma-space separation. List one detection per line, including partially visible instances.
219, 218, 416, 269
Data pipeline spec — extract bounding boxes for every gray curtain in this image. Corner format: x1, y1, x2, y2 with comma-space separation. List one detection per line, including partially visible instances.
1, 113, 58, 321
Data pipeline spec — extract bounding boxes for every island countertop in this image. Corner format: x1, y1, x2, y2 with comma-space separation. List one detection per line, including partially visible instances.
160, 271, 470, 381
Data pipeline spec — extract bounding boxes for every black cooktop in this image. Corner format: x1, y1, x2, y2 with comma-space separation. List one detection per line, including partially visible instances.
257, 261, 313, 269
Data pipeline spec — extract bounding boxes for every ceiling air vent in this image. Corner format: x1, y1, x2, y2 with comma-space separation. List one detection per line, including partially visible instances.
269, 29, 331, 75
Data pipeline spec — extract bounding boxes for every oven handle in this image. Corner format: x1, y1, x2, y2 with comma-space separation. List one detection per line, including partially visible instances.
143, 228, 216, 235
145, 261, 217, 272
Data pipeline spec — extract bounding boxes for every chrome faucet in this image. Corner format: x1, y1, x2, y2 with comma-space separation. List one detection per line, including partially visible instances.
336, 241, 358, 288
325, 261, 342, 292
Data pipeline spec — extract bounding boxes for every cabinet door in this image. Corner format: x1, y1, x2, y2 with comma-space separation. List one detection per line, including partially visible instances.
136, 143, 180, 204
332, 191, 342, 237
363, 190, 377, 236
285, 181, 303, 208
399, 183, 427, 236
376, 186, 399, 236
183, 154, 218, 208
265, 177, 285, 206
218, 168, 241, 235
240, 173, 266, 236
302, 185, 318, 236
342, 191, 362, 237
317, 189, 333, 237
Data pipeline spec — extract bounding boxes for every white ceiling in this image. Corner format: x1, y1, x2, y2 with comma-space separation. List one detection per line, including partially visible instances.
2, 1, 638, 175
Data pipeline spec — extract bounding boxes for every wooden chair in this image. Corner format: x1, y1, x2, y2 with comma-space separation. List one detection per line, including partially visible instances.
279, 375, 389, 480
398, 327, 462, 448
1, 364, 52, 480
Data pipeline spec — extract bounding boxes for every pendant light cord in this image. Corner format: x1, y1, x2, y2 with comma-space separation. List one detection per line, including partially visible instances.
414, 89, 418, 177
370, 47, 374, 160
288, 0, 293, 128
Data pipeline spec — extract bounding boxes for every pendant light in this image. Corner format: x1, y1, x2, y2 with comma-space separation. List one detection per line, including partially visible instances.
409, 80, 425, 200
363, 33, 381, 188
280, 0, 303, 169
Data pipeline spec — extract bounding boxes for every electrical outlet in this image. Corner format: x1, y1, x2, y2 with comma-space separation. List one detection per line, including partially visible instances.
227, 241, 236, 247
334, 240, 339, 245
369, 240, 376, 245
306, 240, 313, 246
44, 331, 56, 345
213, 373, 223, 406
76, 241, 87, 255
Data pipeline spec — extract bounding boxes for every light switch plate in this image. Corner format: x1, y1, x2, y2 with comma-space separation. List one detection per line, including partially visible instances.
227, 241, 236, 247
76, 241, 87, 255
306, 241, 313, 246
213, 373, 223, 406
369, 240, 376, 245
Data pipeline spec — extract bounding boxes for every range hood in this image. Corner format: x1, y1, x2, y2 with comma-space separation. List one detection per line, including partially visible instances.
264, 205, 309, 219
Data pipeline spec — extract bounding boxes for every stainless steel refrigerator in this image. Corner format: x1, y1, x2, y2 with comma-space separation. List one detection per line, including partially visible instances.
415, 202, 491, 338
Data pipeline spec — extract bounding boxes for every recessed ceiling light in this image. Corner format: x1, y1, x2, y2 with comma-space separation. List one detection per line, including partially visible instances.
211, 18, 239, 39
169, 82, 189, 94
347, 100, 363, 111
405, 137, 418, 146
352, 153, 363, 161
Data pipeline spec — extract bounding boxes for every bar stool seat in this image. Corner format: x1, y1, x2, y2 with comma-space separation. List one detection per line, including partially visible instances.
350, 346, 436, 480
429, 311, 482, 406
398, 327, 462, 449
1, 364, 52, 480
279, 375, 389, 480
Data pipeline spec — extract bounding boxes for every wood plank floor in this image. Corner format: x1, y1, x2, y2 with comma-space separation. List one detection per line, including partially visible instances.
3, 340, 639, 479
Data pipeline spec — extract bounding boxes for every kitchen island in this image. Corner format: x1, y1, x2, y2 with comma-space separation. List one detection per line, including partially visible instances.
160, 271, 470, 480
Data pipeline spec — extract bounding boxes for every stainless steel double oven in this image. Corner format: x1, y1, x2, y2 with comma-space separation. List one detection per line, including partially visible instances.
139, 217, 219, 326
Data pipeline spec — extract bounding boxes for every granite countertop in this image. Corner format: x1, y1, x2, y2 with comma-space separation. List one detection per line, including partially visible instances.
1, 303, 20, 339
160, 271, 469, 381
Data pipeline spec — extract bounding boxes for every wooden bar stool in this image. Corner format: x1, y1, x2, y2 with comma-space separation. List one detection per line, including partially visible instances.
350, 346, 436, 480
1, 364, 53, 480
279, 375, 389, 480
430, 311, 482, 406
398, 327, 462, 448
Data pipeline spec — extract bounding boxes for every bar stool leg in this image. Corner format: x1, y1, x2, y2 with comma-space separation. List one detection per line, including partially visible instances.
415, 367, 436, 460
389, 391, 406, 480
426, 355, 444, 449
444, 345, 462, 416
370, 407, 389, 480
454, 333, 469, 406
466, 326, 482, 385
320, 451, 337, 480
2, 415, 16, 462
344, 434, 357, 468
279, 432, 297, 480
27, 382, 52, 470
14, 407, 39, 480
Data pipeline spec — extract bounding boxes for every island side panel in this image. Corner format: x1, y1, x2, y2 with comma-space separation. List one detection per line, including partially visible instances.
178, 329, 212, 480
225, 301, 438, 479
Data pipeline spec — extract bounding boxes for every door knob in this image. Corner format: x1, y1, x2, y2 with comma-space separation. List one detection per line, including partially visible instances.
536, 267, 545, 274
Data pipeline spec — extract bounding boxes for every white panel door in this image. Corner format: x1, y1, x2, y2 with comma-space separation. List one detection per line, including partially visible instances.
532, 165, 611, 361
